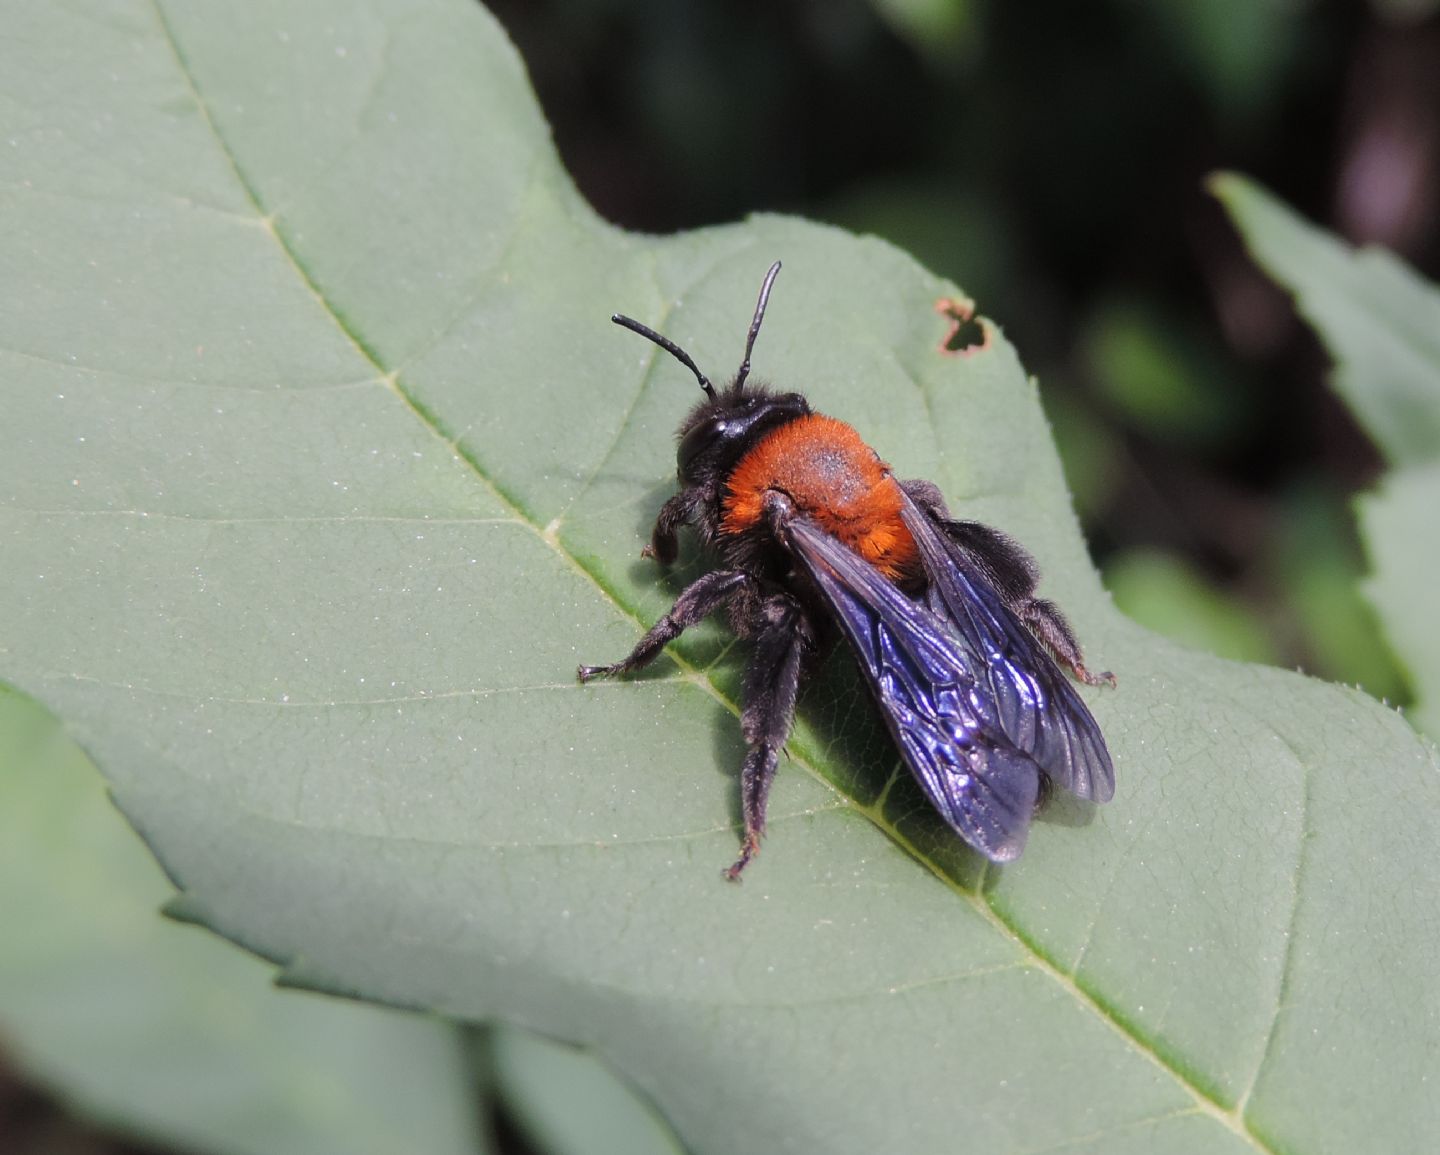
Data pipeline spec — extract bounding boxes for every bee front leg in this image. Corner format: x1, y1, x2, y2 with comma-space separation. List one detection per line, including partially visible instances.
727, 594, 814, 880
577, 569, 756, 682
642, 491, 696, 565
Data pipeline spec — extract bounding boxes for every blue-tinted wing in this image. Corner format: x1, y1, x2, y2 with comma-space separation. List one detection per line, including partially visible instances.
786, 517, 1042, 861
898, 493, 1115, 804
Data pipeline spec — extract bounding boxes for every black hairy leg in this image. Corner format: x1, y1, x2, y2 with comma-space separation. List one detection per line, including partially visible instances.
727, 593, 813, 880
899, 479, 950, 520
901, 480, 1040, 600
1016, 598, 1115, 687
577, 569, 756, 681
641, 490, 696, 565
940, 520, 1041, 601
901, 478, 1113, 687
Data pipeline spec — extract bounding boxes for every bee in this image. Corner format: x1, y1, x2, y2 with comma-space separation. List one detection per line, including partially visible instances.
579, 262, 1114, 879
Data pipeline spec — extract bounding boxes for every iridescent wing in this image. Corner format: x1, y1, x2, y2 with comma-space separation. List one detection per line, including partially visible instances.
786, 517, 1044, 861
897, 493, 1114, 804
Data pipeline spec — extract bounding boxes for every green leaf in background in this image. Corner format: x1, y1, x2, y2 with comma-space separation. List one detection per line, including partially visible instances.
1103, 550, 1277, 666
0, 686, 486, 1155
1357, 466, 1440, 736
1082, 297, 1252, 449
867, 0, 981, 72
1211, 174, 1440, 468
2, 8, 1438, 1155
1214, 173, 1440, 737
1122, 0, 1305, 122
1269, 483, 1409, 705
486, 1024, 684, 1155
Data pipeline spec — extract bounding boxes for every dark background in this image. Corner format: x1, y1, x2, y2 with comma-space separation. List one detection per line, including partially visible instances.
7, 0, 1438, 1150
487, 0, 1438, 703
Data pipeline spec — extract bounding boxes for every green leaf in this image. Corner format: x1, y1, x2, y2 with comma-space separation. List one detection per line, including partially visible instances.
1103, 549, 1277, 665
1269, 483, 1409, 705
1211, 173, 1440, 468
1120, 0, 1304, 121
1082, 297, 1252, 448
1214, 173, 1440, 734
2, 8, 1438, 1155
487, 1024, 684, 1155
1357, 466, 1440, 736
867, 0, 981, 72
0, 686, 487, 1155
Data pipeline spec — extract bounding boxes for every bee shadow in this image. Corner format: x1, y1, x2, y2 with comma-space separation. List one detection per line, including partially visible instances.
794, 646, 1101, 889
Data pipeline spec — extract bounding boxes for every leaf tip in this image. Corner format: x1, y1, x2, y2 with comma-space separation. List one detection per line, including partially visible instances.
160, 891, 210, 927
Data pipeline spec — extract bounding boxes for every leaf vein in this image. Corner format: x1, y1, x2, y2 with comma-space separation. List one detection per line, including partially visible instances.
149, 8, 1276, 1149
1011, 1105, 1207, 1155
1235, 728, 1313, 1120
42, 670, 678, 708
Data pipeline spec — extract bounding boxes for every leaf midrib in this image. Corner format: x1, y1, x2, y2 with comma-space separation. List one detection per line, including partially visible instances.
148, 3, 1274, 1150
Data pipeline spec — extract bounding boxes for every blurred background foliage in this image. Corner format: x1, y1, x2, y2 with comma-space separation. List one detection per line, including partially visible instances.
493, 0, 1439, 708
7, 1, 1440, 1152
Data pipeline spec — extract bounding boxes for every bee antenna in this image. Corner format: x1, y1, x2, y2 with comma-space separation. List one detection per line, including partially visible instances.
611, 314, 717, 401
734, 260, 781, 393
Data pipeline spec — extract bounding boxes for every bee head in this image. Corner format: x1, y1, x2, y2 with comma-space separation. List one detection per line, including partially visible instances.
611, 261, 806, 487
674, 384, 810, 488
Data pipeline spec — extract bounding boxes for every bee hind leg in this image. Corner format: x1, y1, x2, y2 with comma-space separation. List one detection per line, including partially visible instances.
1017, 598, 1115, 687
726, 594, 814, 880
901, 479, 1114, 688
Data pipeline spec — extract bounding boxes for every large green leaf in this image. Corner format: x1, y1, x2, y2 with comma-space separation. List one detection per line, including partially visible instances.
1210, 174, 1440, 469
2, 6, 1437, 1154
0, 686, 486, 1155
1358, 465, 1440, 736
1214, 174, 1440, 737
486, 1024, 684, 1155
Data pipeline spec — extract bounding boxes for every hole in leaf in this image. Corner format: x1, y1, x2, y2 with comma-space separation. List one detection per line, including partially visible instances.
934, 296, 990, 355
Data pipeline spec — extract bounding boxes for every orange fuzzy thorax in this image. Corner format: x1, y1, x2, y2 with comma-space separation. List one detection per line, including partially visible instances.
721, 413, 918, 580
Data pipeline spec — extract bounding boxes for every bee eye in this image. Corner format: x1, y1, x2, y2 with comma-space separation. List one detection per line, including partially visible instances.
677, 395, 813, 484
677, 417, 724, 478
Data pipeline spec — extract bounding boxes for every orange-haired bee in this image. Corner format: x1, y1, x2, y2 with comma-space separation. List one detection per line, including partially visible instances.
580, 263, 1114, 878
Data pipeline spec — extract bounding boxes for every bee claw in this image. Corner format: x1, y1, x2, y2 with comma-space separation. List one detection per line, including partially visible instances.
724, 832, 762, 881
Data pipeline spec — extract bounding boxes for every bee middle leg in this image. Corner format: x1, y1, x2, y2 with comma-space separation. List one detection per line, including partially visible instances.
727, 594, 814, 880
